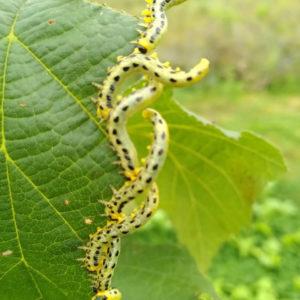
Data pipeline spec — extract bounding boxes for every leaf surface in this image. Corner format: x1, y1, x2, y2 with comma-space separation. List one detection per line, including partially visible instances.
128, 92, 286, 270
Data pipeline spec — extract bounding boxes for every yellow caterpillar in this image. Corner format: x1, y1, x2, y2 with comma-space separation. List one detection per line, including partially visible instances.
96, 54, 209, 120
107, 81, 163, 180
84, 109, 168, 294
83, 0, 210, 298
92, 289, 122, 300
137, 0, 188, 54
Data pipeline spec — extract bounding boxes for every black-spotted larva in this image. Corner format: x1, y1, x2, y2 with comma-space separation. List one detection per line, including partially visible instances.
83, 0, 210, 298
85, 109, 168, 296
89, 183, 159, 294
137, 0, 188, 54
104, 109, 169, 218
96, 54, 209, 119
108, 82, 163, 181
92, 288, 122, 300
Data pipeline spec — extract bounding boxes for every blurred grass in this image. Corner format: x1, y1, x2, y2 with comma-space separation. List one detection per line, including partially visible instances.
98, 0, 300, 298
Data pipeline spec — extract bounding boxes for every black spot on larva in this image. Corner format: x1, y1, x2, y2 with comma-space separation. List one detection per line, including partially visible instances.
111, 263, 116, 269
154, 72, 160, 77
114, 75, 120, 82
187, 76, 193, 81
145, 57, 151, 61
122, 148, 128, 153
128, 165, 134, 170
123, 66, 130, 72
135, 224, 141, 228
116, 139, 122, 145
153, 164, 158, 171
112, 129, 117, 135
170, 78, 177, 83
151, 86, 157, 92
115, 250, 120, 256
161, 132, 166, 139
138, 45, 147, 54
133, 63, 139, 67
113, 116, 119, 123
143, 65, 148, 70
122, 105, 129, 111
158, 149, 164, 156
129, 196, 135, 200
122, 230, 129, 234
146, 211, 152, 218
146, 177, 152, 183
110, 84, 115, 92
107, 95, 111, 101
138, 189, 143, 193
136, 96, 142, 102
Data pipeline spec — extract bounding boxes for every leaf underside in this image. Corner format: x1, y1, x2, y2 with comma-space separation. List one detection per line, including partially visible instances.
0, 0, 285, 299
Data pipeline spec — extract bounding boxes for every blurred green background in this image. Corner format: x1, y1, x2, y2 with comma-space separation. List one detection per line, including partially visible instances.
102, 1, 300, 299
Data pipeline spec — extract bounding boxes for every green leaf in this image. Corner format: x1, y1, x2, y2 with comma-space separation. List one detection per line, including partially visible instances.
128, 91, 286, 271
116, 233, 220, 300
0, 1, 218, 299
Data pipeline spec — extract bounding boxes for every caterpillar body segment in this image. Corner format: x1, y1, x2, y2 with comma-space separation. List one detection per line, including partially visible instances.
137, 0, 188, 54
91, 183, 159, 244
108, 82, 163, 180
88, 183, 159, 294
105, 109, 169, 216
92, 289, 122, 300
84, 238, 110, 273
91, 238, 121, 295
97, 54, 209, 118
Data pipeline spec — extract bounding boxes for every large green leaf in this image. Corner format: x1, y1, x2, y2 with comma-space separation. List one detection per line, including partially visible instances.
128, 92, 286, 271
0, 1, 219, 299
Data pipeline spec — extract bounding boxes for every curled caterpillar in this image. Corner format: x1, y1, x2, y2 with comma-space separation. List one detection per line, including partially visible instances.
89, 184, 159, 293
105, 109, 169, 218
91, 238, 121, 294
84, 0, 210, 298
97, 53, 209, 119
137, 0, 188, 54
85, 110, 167, 294
108, 82, 163, 181
92, 288, 122, 300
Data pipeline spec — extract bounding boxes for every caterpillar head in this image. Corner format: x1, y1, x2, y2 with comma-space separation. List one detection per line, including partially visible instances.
190, 58, 210, 83
92, 289, 122, 300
